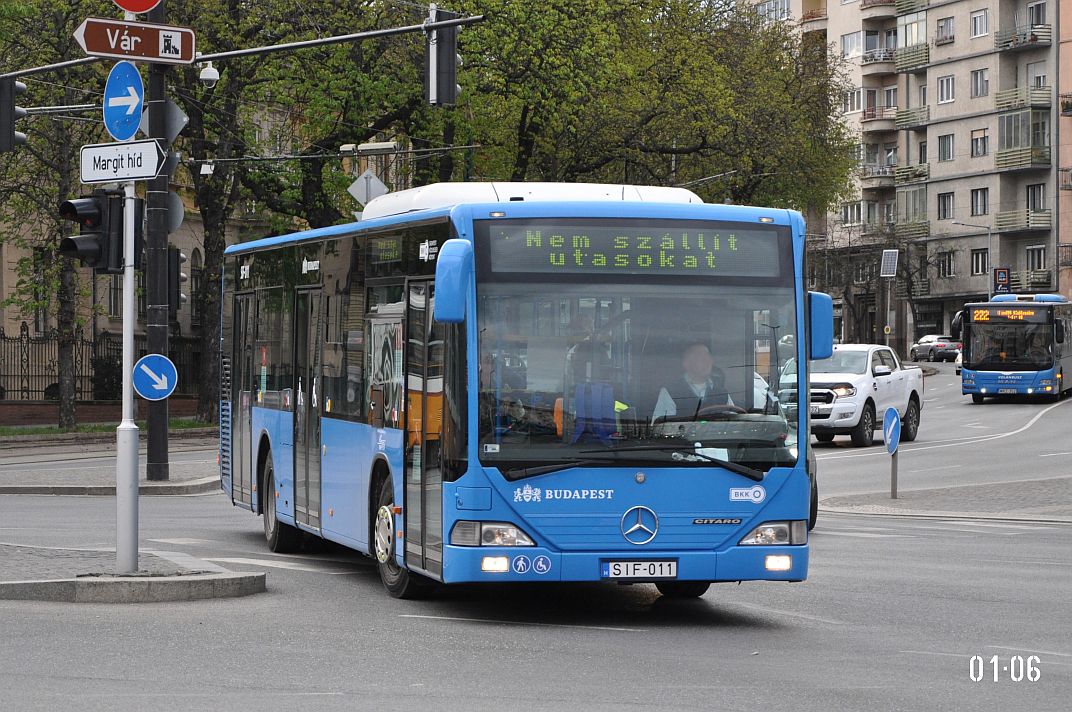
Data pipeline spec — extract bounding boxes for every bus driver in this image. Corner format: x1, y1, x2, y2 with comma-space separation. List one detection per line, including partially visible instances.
651, 342, 733, 422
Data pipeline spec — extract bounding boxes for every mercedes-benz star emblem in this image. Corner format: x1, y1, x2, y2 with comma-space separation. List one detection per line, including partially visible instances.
621, 506, 659, 545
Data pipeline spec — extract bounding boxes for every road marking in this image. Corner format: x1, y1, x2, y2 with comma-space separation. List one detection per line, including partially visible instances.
987, 645, 1072, 658
148, 538, 214, 545
152, 551, 230, 573
971, 558, 1072, 567
206, 557, 367, 574
815, 531, 914, 539
1039, 451, 1072, 458
726, 602, 848, 626
818, 397, 1070, 461
399, 614, 644, 633
907, 464, 962, 474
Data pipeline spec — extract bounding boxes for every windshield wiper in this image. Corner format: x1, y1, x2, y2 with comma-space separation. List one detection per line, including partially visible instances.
502, 459, 612, 478
579, 445, 765, 482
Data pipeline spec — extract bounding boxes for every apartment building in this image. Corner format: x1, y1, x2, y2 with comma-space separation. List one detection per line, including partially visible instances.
756, 0, 1066, 345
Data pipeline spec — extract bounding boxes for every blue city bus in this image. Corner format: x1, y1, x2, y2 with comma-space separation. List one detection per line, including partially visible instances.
219, 182, 833, 598
953, 294, 1072, 403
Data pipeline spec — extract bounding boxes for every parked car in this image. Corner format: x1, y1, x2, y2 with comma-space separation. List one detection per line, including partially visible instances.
809, 344, 924, 447
910, 334, 959, 362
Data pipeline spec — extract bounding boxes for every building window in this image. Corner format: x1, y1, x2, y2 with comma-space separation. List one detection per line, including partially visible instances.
970, 128, 988, 157
898, 11, 926, 47
843, 88, 862, 114
938, 134, 954, 161
841, 31, 862, 58
918, 140, 927, 164
971, 249, 989, 276
937, 75, 955, 104
971, 187, 989, 216
842, 202, 863, 225
1027, 1, 1046, 26
884, 85, 897, 109
1026, 245, 1046, 271
937, 192, 954, 220
998, 110, 1049, 151
884, 144, 897, 166
937, 251, 955, 278
190, 249, 203, 327
897, 185, 927, 222
1026, 61, 1046, 88
970, 69, 989, 98
919, 83, 927, 106
936, 17, 954, 44
756, 0, 790, 20
108, 275, 122, 317
854, 261, 875, 284
970, 10, 988, 37
1026, 183, 1046, 212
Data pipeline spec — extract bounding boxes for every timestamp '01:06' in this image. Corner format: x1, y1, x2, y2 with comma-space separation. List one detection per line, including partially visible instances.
969, 655, 1040, 682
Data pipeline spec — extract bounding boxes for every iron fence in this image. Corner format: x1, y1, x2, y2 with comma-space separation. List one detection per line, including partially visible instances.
0, 322, 201, 401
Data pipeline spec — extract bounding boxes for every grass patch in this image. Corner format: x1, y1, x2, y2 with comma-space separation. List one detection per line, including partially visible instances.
0, 419, 215, 437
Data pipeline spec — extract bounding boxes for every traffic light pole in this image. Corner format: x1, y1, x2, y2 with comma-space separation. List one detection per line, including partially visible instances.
145, 2, 169, 481
117, 180, 139, 574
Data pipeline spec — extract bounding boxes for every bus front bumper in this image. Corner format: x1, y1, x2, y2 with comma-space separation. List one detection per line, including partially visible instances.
439, 544, 809, 584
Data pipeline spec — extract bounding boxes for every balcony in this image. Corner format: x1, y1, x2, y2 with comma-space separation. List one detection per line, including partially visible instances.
896, 43, 929, 72
860, 0, 896, 20
860, 221, 895, 237
995, 25, 1052, 52
860, 164, 895, 189
995, 86, 1052, 111
800, 4, 828, 32
995, 209, 1052, 233
861, 48, 896, 76
1060, 94, 1072, 117
1008, 269, 1053, 292
1060, 168, 1072, 191
894, 163, 928, 184
994, 146, 1051, 171
894, 0, 927, 13
934, 32, 955, 47
895, 220, 930, 240
860, 105, 897, 132
895, 105, 928, 130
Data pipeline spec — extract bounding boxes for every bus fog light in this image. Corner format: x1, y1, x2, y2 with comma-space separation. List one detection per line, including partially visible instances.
980, 388, 988, 394
1027, 388, 1034, 394
765, 555, 792, 571
481, 556, 509, 572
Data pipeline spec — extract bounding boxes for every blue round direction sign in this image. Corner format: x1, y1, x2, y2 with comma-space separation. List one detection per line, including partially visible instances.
882, 406, 901, 455
133, 354, 178, 401
103, 61, 144, 142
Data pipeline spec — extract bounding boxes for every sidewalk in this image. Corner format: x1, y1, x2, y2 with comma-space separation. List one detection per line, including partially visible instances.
0, 542, 265, 603
0, 436, 221, 495
820, 476, 1072, 523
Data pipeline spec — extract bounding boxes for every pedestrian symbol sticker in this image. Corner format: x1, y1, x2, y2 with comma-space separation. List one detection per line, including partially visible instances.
512, 555, 531, 574
533, 555, 551, 575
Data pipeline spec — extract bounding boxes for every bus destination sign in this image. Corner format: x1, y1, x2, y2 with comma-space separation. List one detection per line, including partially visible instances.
972, 306, 1047, 323
484, 220, 784, 278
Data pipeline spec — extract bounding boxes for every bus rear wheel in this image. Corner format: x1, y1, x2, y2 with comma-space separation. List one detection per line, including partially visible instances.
971, 394, 985, 404
374, 477, 432, 599
262, 454, 302, 553
656, 581, 711, 598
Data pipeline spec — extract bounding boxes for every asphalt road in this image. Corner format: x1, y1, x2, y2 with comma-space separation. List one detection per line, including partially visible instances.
814, 361, 1072, 497
1, 492, 1070, 711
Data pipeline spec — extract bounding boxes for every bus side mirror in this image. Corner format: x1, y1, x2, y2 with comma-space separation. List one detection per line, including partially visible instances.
434, 238, 473, 323
1057, 321, 1065, 344
808, 291, 834, 360
951, 311, 963, 340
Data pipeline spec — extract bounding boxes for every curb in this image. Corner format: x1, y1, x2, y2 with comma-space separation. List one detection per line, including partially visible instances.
0, 571, 266, 603
0, 476, 221, 496
0, 427, 218, 446
818, 503, 1072, 525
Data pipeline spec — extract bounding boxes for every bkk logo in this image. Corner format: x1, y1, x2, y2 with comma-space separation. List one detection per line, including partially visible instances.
729, 485, 766, 504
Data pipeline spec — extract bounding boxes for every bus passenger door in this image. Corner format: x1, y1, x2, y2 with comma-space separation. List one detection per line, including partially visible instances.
232, 294, 255, 509
294, 289, 323, 532
404, 281, 444, 579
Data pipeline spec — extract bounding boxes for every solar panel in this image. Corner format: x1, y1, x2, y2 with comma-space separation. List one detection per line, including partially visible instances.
879, 249, 899, 278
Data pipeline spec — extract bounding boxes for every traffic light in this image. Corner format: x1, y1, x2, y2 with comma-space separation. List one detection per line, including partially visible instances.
426, 7, 461, 106
168, 246, 188, 319
0, 78, 28, 153
58, 190, 124, 274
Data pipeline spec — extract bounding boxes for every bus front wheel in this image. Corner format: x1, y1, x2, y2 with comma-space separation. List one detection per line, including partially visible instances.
971, 394, 985, 404
656, 581, 711, 598
374, 477, 432, 599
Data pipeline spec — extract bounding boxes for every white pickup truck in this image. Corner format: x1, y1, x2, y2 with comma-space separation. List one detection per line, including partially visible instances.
807, 344, 924, 447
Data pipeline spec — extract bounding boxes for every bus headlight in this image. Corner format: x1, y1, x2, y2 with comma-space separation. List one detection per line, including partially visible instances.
451, 521, 535, 547
739, 521, 807, 545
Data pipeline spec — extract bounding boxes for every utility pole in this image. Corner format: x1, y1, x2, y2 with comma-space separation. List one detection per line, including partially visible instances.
146, 0, 169, 480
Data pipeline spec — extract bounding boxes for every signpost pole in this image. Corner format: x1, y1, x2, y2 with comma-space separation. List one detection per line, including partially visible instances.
891, 450, 898, 500
116, 180, 139, 573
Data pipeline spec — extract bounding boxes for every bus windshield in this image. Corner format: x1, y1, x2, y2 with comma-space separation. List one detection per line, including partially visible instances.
476, 280, 798, 478
967, 322, 1053, 371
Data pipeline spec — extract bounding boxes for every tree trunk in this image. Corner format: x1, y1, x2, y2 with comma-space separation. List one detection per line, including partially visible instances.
196, 219, 226, 424
56, 255, 77, 429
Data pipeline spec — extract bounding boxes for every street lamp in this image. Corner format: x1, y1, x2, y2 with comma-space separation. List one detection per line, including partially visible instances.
952, 220, 993, 301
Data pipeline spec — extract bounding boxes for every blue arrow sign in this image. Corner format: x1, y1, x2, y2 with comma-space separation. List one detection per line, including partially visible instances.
103, 61, 144, 142
133, 353, 177, 401
882, 406, 901, 455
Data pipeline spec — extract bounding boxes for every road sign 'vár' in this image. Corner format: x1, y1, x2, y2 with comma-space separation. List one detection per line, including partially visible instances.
74, 17, 195, 65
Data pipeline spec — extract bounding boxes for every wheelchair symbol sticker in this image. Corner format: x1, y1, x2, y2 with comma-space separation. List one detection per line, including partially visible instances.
533, 555, 551, 575
512, 555, 531, 574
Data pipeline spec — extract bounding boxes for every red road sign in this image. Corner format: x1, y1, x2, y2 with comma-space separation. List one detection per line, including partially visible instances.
74, 17, 195, 65
112, 0, 162, 13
